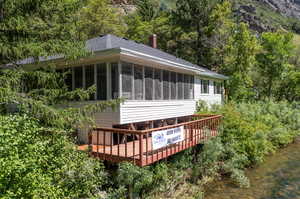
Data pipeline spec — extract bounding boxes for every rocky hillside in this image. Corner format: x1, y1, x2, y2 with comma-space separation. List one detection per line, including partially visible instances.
233, 0, 300, 32
112, 0, 300, 33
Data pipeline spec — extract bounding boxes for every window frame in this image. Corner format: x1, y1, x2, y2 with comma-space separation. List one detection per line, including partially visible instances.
201, 79, 210, 94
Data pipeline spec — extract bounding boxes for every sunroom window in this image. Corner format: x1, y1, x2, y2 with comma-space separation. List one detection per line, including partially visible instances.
145, 67, 153, 100
111, 63, 119, 99
85, 65, 95, 100
184, 74, 190, 99
64, 68, 72, 91
163, 70, 170, 100
97, 63, 107, 100
170, 72, 176, 100
74, 66, 83, 89
134, 65, 143, 100
177, 73, 184, 99
122, 62, 133, 100
154, 69, 162, 100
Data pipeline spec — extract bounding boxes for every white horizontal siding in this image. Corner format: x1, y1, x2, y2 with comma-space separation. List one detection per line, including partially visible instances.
194, 77, 222, 106
62, 101, 120, 143
120, 100, 196, 124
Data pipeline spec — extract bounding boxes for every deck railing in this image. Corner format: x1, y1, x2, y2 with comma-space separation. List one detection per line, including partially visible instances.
88, 114, 222, 166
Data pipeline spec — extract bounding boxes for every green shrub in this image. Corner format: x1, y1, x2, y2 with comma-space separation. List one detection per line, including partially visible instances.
117, 162, 153, 198
0, 115, 106, 198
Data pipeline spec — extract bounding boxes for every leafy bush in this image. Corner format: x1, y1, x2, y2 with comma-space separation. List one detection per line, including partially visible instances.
117, 162, 153, 198
0, 115, 106, 198
111, 101, 299, 198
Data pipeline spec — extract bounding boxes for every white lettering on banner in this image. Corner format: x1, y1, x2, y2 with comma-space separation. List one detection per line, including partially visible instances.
152, 126, 184, 150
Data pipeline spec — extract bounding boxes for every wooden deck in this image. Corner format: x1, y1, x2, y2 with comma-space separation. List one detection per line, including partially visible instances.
80, 115, 221, 166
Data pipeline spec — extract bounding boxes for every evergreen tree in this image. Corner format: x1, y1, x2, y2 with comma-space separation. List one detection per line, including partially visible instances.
172, 0, 223, 68
78, 0, 126, 39
0, 0, 85, 65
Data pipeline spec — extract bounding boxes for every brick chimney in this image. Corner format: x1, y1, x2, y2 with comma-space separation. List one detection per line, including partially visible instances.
149, 34, 157, 48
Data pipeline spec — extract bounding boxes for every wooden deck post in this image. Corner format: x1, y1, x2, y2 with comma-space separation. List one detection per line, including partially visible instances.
139, 133, 143, 166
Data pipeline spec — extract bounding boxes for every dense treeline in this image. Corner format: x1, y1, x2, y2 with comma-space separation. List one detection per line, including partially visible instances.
0, 0, 299, 198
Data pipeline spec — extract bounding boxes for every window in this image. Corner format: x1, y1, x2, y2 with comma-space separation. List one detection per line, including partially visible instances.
145, 67, 153, 100
154, 69, 162, 100
97, 63, 107, 100
111, 63, 119, 99
189, 76, 194, 99
85, 65, 95, 100
214, 81, 222, 94
163, 70, 170, 100
170, 72, 176, 100
177, 73, 183, 99
64, 68, 72, 91
74, 66, 83, 89
134, 65, 143, 100
184, 74, 190, 99
201, 79, 209, 94
122, 62, 133, 99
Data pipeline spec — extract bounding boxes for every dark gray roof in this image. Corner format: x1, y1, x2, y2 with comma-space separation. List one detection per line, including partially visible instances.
87, 34, 228, 79
10, 34, 228, 79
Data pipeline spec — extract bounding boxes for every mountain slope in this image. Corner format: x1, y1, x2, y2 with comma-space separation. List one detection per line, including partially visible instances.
234, 0, 300, 32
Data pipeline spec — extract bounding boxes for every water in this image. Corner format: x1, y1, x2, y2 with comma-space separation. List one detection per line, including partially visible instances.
205, 141, 300, 199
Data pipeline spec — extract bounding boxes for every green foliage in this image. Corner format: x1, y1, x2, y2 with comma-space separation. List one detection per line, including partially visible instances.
111, 101, 299, 198
0, 68, 122, 129
134, 0, 162, 21
222, 22, 260, 100
196, 100, 209, 113
256, 32, 294, 98
172, 0, 224, 67
78, 0, 126, 39
0, 0, 86, 65
117, 162, 153, 198
0, 115, 106, 198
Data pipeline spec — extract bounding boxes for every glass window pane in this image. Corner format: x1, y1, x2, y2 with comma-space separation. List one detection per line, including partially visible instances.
177, 73, 183, 99
145, 67, 153, 100
111, 63, 119, 99
170, 72, 176, 100
134, 65, 143, 100
97, 63, 107, 100
184, 74, 190, 99
74, 66, 83, 89
122, 62, 133, 100
163, 70, 170, 100
154, 69, 162, 100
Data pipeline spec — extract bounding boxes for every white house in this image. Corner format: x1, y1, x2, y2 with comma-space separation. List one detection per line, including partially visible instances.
16, 34, 228, 144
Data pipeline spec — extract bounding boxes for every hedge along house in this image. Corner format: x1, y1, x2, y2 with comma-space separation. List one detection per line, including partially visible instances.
14, 34, 228, 166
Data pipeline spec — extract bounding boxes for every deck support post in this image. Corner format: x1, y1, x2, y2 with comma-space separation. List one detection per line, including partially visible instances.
139, 133, 143, 166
